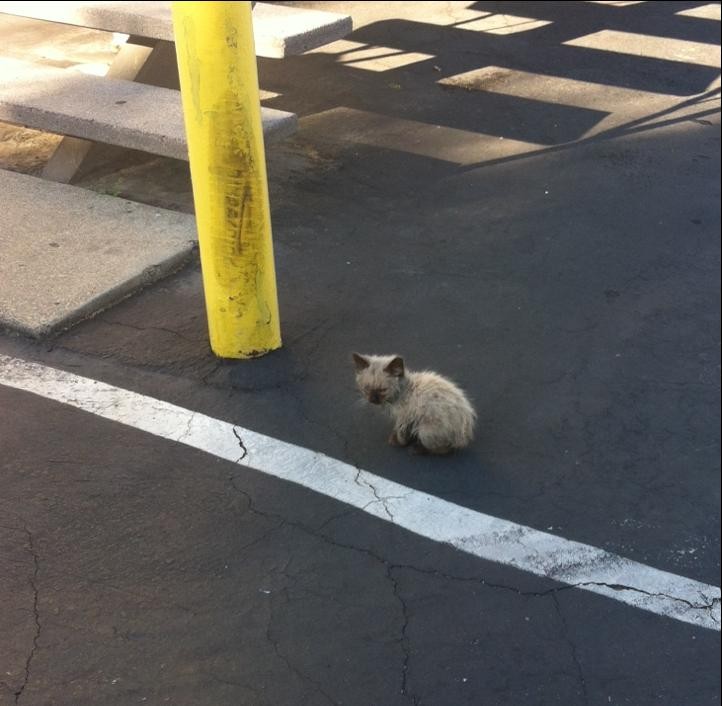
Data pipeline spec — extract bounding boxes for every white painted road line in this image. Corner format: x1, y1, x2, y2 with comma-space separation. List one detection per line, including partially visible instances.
1, 353, 719, 631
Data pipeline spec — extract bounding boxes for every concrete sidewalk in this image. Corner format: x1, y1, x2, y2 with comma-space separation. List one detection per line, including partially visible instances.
0, 170, 196, 337
1, 1, 349, 338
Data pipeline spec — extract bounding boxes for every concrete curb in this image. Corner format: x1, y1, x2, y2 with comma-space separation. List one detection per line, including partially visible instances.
0, 169, 198, 337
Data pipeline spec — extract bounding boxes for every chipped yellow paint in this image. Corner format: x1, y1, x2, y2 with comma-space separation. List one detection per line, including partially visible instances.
172, 1, 281, 358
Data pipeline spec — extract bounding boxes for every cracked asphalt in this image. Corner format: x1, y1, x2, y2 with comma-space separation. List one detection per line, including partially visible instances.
1, 2, 720, 705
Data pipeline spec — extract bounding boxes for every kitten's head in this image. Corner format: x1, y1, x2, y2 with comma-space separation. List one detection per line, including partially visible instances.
352, 353, 405, 405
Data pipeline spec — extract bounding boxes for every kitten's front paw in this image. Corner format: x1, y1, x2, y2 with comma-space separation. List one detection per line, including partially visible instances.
388, 431, 403, 446
409, 440, 429, 455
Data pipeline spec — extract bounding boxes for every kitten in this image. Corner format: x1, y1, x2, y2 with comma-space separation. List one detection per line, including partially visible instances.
352, 353, 476, 455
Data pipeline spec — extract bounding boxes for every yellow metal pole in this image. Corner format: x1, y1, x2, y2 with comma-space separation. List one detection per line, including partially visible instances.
171, 1, 281, 358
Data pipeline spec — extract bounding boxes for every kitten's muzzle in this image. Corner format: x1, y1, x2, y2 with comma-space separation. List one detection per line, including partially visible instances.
368, 391, 384, 405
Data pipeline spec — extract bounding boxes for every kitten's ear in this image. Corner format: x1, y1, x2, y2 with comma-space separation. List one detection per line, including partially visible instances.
384, 356, 405, 377
352, 353, 370, 371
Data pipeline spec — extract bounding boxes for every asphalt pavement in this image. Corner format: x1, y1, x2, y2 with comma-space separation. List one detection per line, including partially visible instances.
1, 2, 720, 705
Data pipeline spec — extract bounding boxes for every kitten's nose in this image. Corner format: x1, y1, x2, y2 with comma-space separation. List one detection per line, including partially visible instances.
369, 392, 381, 404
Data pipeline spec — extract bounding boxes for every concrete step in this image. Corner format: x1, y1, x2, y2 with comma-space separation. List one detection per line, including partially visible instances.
0, 1, 352, 58
0, 57, 297, 160
0, 168, 197, 337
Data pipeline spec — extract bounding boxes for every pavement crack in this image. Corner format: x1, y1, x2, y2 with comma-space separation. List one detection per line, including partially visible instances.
552, 593, 589, 706
225, 473, 718, 705
315, 509, 357, 532
389, 569, 721, 621
200, 360, 225, 385
14, 528, 41, 705
265, 593, 339, 706
354, 469, 394, 521
287, 387, 353, 461
100, 319, 205, 344
232, 426, 248, 462
387, 566, 420, 705
180, 412, 195, 442
236, 520, 286, 555
229, 476, 275, 521
227, 474, 419, 703
574, 581, 721, 616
